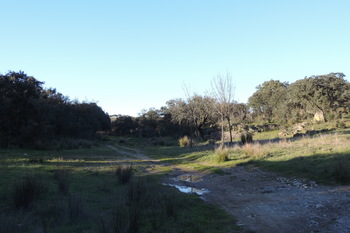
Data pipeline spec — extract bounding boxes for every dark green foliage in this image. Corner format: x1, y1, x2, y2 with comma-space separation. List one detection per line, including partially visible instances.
0, 71, 111, 149
248, 80, 289, 123
112, 115, 139, 136
335, 120, 347, 129
137, 107, 182, 138
116, 165, 134, 185
12, 176, 46, 210
112, 108, 182, 138
249, 73, 350, 125
289, 73, 350, 122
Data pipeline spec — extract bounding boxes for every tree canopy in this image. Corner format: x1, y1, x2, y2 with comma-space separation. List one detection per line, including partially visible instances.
0, 71, 111, 149
248, 73, 350, 124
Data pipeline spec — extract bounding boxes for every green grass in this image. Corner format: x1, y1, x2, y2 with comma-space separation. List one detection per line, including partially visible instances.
2, 120, 349, 232
0, 140, 239, 233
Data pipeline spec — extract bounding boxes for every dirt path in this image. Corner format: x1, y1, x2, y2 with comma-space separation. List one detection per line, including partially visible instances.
108, 144, 350, 232
107, 144, 154, 161
165, 166, 350, 233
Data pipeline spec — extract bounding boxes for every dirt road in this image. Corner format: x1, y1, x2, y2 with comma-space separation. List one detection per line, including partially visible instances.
110, 144, 350, 232
165, 166, 350, 233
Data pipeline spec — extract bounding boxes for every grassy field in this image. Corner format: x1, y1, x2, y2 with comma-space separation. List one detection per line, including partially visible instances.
113, 121, 350, 185
1, 120, 349, 232
0, 140, 238, 233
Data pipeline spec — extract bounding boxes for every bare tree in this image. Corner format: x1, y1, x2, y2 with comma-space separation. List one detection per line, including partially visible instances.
211, 72, 235, 145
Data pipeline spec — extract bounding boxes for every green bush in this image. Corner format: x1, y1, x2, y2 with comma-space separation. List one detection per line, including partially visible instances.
241, 132, 253, 145
335, 120, 347, 129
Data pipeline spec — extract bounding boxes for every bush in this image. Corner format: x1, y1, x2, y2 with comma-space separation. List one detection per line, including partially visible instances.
242, 143, 268, 159
332, 160, 349, 183
215, 146, 229, 163
12, 176, 46, 210
116, 165, 134, 185
335, 120, 347, 129
179, 136, 189, 147
241, 132, 253, 145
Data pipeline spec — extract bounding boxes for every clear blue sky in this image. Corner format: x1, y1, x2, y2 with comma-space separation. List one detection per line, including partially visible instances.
1, 1, 349, 116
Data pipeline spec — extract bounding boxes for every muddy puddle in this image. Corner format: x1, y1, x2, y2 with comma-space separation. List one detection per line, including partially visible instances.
164, 183, 209, 195
164, 174, 209, 195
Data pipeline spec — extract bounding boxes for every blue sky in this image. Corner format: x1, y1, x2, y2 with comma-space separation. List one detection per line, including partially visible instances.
1, 1, 349, 116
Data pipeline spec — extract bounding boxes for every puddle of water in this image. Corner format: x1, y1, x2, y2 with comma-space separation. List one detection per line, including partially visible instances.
172, 174, 203, 183
163, 183, 209, 195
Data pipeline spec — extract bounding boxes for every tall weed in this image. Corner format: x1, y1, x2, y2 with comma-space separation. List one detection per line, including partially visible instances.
242, 143, 268, 159
53, 169, 71, 195
68, 193, 85, 220
332, 160, 349, 183
215, 146, 229, 163
179, 136, 189, 147
12, 176, 47, 210
116, 165, 134, 185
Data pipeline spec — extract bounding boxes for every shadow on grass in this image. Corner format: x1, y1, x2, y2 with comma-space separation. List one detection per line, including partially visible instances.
238, 151, 350, 185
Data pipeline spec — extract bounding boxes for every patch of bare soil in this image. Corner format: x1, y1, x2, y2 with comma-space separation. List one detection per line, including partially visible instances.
165, 166, 350, 233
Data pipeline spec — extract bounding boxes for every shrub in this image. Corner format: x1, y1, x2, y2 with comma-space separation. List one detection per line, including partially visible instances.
127, 179, 145, 233
56, 138, 94, 150
28, 157, 44, 164
179, 136, 189, 147
113, 204, 131, 233
241, 132, 253, 145
215, 146, 229, 163
12, 176, 46, 210
116, 165, 134, 185
332, 160, 349, 183
242, 143, 268, 159
335, 120, 347, 129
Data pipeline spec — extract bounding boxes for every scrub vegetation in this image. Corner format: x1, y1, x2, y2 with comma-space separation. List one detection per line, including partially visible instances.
1, 70, 350, 232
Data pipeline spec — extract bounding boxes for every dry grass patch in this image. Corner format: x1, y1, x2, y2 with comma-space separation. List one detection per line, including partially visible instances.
242, 143, 269, 159
215, 146, 229, 163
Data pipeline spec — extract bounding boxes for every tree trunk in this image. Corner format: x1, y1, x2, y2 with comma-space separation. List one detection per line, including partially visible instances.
221, 115, 224, 146
227, 117, 233, 144
197, 125, 204, 140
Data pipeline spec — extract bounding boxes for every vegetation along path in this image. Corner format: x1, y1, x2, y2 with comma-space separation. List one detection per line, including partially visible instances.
115, 140, 350, 233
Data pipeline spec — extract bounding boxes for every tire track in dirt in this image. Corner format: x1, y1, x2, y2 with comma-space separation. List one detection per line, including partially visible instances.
106, 144, 157, 161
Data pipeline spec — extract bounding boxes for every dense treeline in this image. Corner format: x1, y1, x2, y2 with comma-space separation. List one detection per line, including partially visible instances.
2, 71, 349, 148
0, 71, 111, 149
248, 73, 350, 124
112, 72, 349, 141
